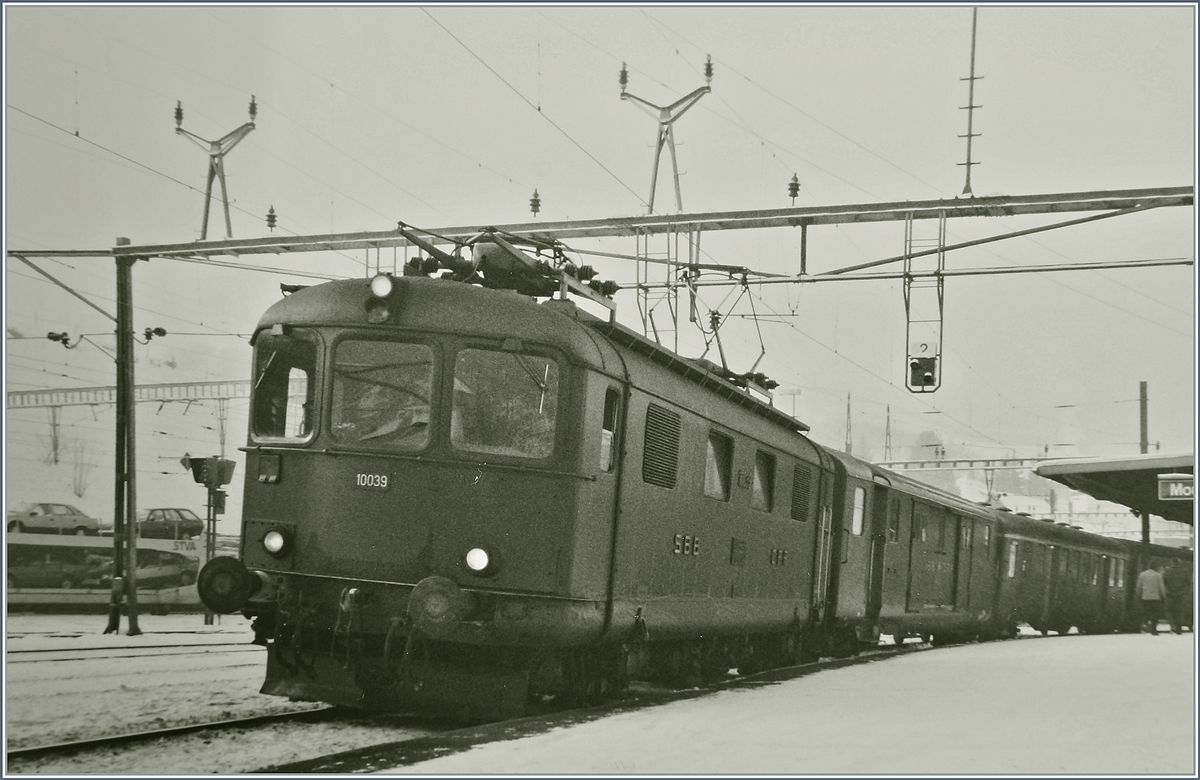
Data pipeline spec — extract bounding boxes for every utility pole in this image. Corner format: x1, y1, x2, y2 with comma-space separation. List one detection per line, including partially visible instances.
1139, 380, 1150, 546
175, 96, 257, 239
106, 239, 141, 636
844, 393, 853, 455
884, 405, 893, 462
958, 7, 982, 197
619, 56, 713, 214
1139, 380, 1149, 454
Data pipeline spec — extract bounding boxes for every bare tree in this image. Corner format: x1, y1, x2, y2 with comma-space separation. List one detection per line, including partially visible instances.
68, 438, 98, 499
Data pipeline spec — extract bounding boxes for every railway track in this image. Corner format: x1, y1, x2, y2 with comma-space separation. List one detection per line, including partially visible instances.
5, 706, 338, 763
19, 636, 1097, 773
259, 641, 940, 773
7, 641, 934, 773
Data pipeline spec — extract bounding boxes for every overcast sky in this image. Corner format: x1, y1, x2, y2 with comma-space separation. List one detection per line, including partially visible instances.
4, 4, 1195, 528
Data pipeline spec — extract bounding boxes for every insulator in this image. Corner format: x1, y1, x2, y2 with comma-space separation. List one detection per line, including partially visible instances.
788, 173, 800, 202
266, 205, 277, 231
562, 262, 578, 279
421, 257, 441, 274
704, 55, 714, 83
249, 95, 257, 121
174, 101, 183, 128
529, 189, 541, 216
151, 327, 167, 338
47, 331, 67, 344
402, 257, 425, 277
619, 63, 628, 91
601, 280, 620, 297
577, 265, 597, 282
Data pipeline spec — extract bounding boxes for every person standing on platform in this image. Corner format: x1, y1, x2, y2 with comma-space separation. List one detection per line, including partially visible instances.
1162, 559, 1190, 634
1135, 562, 1168, 635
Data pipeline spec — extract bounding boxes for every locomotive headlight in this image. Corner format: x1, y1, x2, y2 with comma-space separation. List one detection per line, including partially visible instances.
465, 548, 490, 572
262, 528, 290, 557
464, 546, 499, 576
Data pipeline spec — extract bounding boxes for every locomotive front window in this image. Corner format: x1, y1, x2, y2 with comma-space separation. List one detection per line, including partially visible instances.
252, 330, 317, 440
331, 340, 434, 449
451, 349, 558, 458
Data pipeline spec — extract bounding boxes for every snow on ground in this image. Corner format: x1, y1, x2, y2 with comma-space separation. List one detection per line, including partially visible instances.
387, 633, 1196, 775
6, 611, 253, 650
4, 615, 1194, 774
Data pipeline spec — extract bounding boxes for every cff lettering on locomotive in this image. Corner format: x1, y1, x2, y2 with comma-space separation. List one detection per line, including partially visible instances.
197, 254, 1192, 721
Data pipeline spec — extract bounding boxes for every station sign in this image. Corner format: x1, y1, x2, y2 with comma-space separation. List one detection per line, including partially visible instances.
1157, 473, 1193, 501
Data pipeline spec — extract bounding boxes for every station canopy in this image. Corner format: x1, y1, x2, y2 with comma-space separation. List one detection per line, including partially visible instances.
1035, 452, 1194, 526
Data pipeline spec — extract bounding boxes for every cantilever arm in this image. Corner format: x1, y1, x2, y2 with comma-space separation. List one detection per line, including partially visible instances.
174, 127, 214, 152
662, 86, 711, 120
213, 122, 256, 152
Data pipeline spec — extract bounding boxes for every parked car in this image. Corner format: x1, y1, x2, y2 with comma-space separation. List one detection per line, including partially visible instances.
136, 508, 205, 539
6, 545, 100, 589
95, 549, 200, 589
6, 503, 101, 535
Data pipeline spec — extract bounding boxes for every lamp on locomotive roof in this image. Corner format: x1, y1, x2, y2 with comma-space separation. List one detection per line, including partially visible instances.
366, 273, 394, 323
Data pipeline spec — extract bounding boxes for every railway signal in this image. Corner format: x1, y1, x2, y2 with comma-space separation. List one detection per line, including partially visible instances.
185, 455, 236, 624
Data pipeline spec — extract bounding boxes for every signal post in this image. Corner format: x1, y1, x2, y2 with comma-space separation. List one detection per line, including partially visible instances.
184, 455, 236, 624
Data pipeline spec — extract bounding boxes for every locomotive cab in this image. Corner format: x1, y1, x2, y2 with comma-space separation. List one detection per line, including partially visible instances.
218, 276, 629, 717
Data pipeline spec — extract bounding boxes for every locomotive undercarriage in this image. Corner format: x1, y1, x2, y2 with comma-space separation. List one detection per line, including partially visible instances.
244, 573, 820, 721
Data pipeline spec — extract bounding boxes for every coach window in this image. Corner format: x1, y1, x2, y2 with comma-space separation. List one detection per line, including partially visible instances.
850, 487, 866, 535
451, 349, 558, 458
252, 328, 317, 441
886, 500, 900, 542
1091, 555, 1099, 585
704, 431, 733, 501
331, 340, 434, 449
1007, 541, 1019, 578
1116, 559, 1125, 588
600, 388, 620, 472
982, 525, 991, 547
751, 450, 775, 512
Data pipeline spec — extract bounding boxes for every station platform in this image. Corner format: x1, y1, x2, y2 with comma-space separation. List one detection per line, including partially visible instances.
387, 632, 1196, 775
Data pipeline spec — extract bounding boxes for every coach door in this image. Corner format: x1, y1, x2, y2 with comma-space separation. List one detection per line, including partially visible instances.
954, 517, 972, 611
865, 482, 889, 624
811, 469, 837, 621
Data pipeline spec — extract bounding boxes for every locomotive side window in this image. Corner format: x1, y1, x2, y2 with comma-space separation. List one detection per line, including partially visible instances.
751, 450, 775, 512
600, 388, 620, 472
252, 330, 317, 440
643, 404, 681, 488
704, 431, 733, 501
331, 340, 434, 449
1007, 541, 1019, 578
451, 349, 558, 458
850, 487, 865, 535
790, 465, 814, 521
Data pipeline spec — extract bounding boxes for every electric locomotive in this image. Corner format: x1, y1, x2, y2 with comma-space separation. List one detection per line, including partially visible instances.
198, 244, 1192, 720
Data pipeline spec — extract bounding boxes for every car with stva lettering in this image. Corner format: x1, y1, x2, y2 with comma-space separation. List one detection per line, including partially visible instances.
136, 508, 206, 539
6, 503, 101, 535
